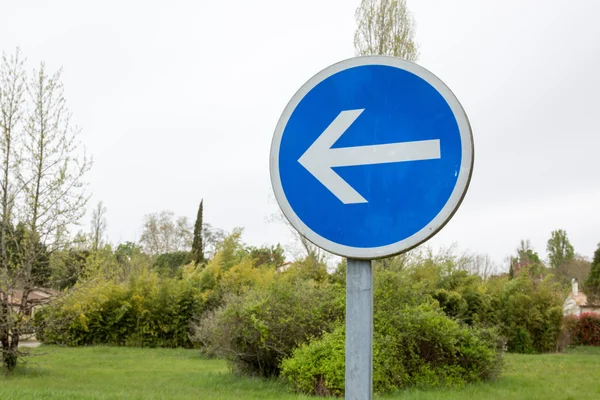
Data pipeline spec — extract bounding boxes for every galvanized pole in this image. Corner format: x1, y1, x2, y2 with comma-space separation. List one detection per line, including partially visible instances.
345, 258, 373, 400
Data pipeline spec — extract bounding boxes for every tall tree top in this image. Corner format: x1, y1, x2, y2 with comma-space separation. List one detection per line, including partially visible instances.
546, 229, 575, 269
354, 0, 419, 60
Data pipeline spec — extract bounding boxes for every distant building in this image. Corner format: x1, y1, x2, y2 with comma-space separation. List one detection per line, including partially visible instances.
1, 287, 57, 340
563, 279, 600, 316
2, 287, 56, 315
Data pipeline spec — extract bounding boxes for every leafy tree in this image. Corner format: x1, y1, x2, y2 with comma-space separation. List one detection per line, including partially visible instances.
354, 0, 419, 60
48, 248, 89, 290
585, 244, 600, 301
115, 241, 141, 262
512, 240, 544, 277
191, 200, 204, 265
214, 227, 245, 271
153, 251, 192, 277
546, 229, 574, 269
11, 222, 50, 286
555, 255, 590, 286
247, 244, 285, 268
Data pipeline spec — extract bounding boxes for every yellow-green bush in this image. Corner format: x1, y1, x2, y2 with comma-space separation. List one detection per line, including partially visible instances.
36, 270, 202, 348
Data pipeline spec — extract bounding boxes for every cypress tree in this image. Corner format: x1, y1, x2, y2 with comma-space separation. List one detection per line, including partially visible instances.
191, 200, 204, 264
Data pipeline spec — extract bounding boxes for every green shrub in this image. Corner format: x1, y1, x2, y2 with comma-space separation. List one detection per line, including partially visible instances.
492, 271, 564, 353
281, 304, 503, 396
153, 251, 192, 277
280, 267, 503, 396
36, 271, 203, 348
191, 267, 344, 377
280, 325, 345, 397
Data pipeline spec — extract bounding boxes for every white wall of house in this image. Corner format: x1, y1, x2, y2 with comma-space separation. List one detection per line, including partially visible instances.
563, 296, 581, 316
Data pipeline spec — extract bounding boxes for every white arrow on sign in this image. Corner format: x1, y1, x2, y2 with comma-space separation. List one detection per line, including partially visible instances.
298, 109, 441, 204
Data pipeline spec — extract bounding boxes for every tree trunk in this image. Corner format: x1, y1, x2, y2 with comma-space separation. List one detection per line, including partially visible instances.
0, 299, 10, 369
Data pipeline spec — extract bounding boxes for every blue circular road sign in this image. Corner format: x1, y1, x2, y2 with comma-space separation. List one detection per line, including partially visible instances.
270, 56, 473, 259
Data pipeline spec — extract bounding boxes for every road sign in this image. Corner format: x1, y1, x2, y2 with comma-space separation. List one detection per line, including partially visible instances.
270, 56, 473, 259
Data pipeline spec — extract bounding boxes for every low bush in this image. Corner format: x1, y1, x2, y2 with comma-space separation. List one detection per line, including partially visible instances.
280, 325, 345, 397
566, 312, 600, 346
36, 271, 202, 348
281, 304, 504, 396
490, 271, 564, 353
190, 264, 344, 377
280, 268, 504, 396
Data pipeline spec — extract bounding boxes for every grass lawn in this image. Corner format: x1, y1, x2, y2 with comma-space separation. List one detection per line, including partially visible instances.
1, 346, 599, 400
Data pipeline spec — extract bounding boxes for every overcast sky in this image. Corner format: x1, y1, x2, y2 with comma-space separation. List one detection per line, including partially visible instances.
2, 0, 599, 268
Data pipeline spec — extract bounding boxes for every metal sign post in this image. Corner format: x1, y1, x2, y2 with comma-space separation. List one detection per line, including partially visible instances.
345, 259, 373, 400
270, 56, 473, 399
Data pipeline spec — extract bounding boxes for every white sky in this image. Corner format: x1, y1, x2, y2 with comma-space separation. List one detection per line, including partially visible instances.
2, 0, 599, 268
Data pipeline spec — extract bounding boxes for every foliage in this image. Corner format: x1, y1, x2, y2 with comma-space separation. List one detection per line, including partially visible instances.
554, 256, 590, 287
1, 48, 90, 371
566, 313, 600, 346
354, 0, 418, 60
280, 325, 346, 396
491, 268, 563, 353
153, 251, 192, 277
373, 251, 565, 356
584, 244, 600, 301
281, 267, 504, 396
139, 211, 192, 255
36, 270, 202, 348
191, 200, 204, 265
6, 222, 51, 286
246, 244, 285, 268
201, 222, 226, 260
48, 248, 89, 290
511, 240, 545, 278
546, 229, 574, 269
190, 261, 344, 377
36, 230, 290, 351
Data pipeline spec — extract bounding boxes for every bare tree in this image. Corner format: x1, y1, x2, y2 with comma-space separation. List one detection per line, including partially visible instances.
20, 63, 91, 250
0, 48, 26, 372
1, 56, 91, 371
140, 212, 161, 255
90, 201, 107, 251
202, 222, 225, 259
266, 206, 330, 266
465, 253, 498, 280
139, 211, 193, 255
354, 0, 419, 60
175, 216, 192, 251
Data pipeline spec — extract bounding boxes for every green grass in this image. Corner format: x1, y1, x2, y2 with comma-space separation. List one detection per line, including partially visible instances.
1, 346, 600, 400
0, 346, 312, 400
383, 346, 600, 400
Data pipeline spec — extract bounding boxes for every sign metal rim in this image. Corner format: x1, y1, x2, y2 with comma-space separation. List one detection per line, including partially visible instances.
270, 55, 474, 260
